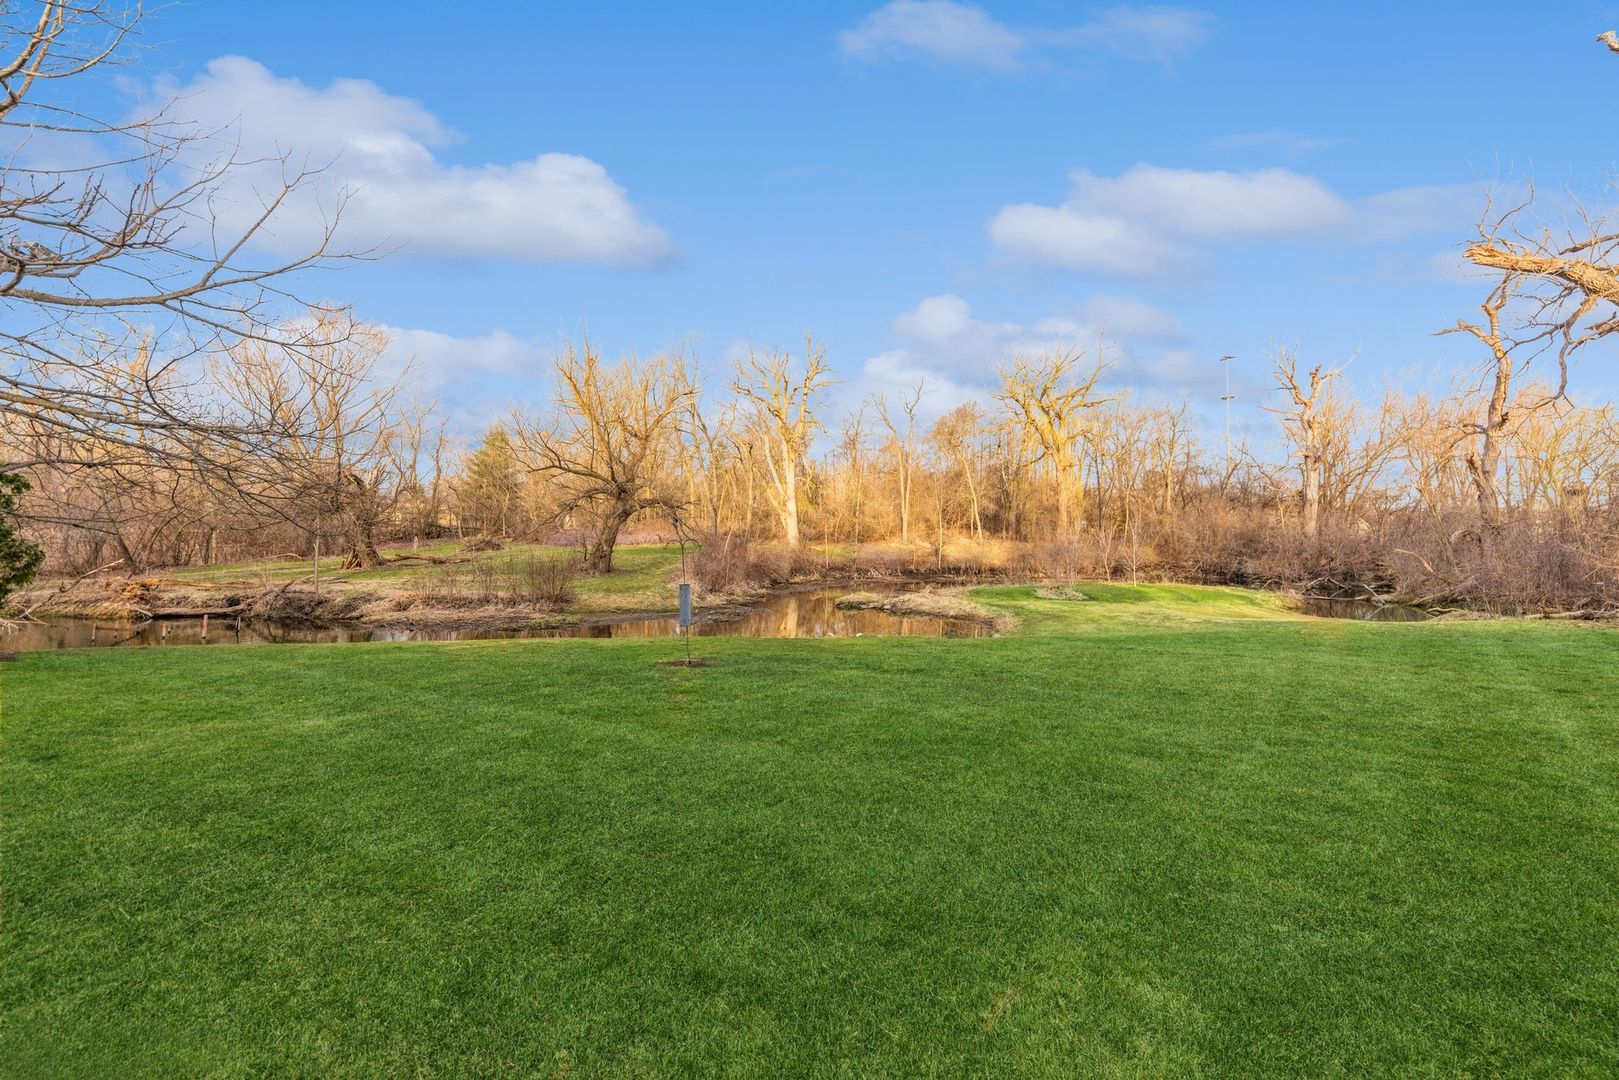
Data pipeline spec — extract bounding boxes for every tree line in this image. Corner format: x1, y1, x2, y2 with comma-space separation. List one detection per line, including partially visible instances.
4, 3, 1619, 612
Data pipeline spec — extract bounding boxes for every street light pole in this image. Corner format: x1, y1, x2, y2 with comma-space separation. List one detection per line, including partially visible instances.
1219, 355, 1236, 481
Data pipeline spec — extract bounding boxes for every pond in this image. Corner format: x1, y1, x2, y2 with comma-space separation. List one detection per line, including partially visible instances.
3, 586, 988, 652
1297, 597, 1432, 622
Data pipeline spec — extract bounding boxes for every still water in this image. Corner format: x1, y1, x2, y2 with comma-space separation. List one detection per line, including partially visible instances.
5, 586, 987, 652
1297, 597, 1432, 622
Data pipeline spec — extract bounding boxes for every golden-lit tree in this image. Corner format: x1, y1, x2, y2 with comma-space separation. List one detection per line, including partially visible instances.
730, 334, 835, 547
874, 379, 928, 544
995, 339, 1115, 538
929, 402, 986, 541
514, 341, 695, 572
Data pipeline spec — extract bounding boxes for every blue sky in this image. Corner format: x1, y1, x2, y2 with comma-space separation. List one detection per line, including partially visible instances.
132, 1, 1619, 439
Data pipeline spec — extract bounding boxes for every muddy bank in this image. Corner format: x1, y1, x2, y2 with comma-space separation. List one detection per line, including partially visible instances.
833, 588, 1014, 632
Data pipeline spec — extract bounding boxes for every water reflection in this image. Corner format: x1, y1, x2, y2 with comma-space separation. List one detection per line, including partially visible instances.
5, 587, 985, 652
1297, 597, 1431, 622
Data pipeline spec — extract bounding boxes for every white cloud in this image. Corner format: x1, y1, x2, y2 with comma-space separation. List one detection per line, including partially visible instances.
838, 1, 1026, 71
881, 293, 1089, 379
1354, 184, 1479, 241
381, 326, 548, 433
1050, 6, 1218, 65
156, 57, 674, 267
855, 292, 1201, 410
988, 163, 1476, 277
1076, 294, 1186, 342
387, 327, 545, 381
988, 204, 1185, 277
837, 2, 1213, 72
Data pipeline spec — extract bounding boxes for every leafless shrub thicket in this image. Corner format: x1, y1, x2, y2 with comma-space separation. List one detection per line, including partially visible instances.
406, 554, 578, 610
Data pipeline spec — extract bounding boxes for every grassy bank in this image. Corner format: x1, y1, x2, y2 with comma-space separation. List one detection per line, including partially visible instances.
11, 543, 692, 626
5, 588, 1618, 1075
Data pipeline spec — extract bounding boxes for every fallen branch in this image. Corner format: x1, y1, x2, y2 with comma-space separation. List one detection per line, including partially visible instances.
381, 552, 470, 566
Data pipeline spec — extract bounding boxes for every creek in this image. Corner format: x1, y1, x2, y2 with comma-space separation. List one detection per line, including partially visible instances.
5, 585, 987, 652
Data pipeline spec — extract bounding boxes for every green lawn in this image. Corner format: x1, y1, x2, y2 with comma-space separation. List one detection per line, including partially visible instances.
5, 588, 1618, 1076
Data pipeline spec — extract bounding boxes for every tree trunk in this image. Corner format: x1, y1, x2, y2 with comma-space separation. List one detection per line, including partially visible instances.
897, 456, 911, 543
1055, 455, 1074, 539
964, 466, 982, 541
586, 501, 635, 573
780, 449, 800, 547
1301, 450, 1321, 542
343, 507, 382, 569
1467, 434, 1503, 531
343, 537, 382, 570
1466, 356, 1511, 534
113, 529, 142, 575
342, 474, 384, 569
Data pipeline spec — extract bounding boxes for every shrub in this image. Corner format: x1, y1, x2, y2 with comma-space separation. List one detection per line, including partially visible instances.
690, 536, 795, 593
519, 555, 577, 607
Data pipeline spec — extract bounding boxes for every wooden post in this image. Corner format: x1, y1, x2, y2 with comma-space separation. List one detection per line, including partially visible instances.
202, 614, 209, 640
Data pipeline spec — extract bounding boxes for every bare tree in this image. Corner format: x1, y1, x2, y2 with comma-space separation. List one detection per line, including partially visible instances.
1446, 37, 1617, 358
830, 403, 869, 547
730, 334, 835, 547
873, 378, 928, 544
995, 339, 1115, 538
514, 340, 695, 572
0, 1, 365, 483
1147, 400, 1195, 516
1439, 279, 1523, 530
929, 401, 985, 541
1267, 346, 1339, 542
678, 367, 738, 538
213, 310, 420, 569
1461, 188, 1619, 393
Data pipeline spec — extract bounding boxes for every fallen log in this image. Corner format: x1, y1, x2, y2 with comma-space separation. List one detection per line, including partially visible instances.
381, 552, 472, 566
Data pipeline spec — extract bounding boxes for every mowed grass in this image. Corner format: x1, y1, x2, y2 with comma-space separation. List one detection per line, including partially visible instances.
5, 588, 1619, 1076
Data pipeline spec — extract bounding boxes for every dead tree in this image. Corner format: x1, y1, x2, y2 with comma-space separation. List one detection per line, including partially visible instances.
1461, 186, 1619, 396
995, 339, 1115, 538
730, 335, 835, 547
514, 341, 695, 572
873, 378, 929, 544
1267, 347, 1339, 542
1439, 278, 1533, 532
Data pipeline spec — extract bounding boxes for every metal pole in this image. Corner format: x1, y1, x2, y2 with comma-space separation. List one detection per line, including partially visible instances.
1219, 355, 1236, 480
